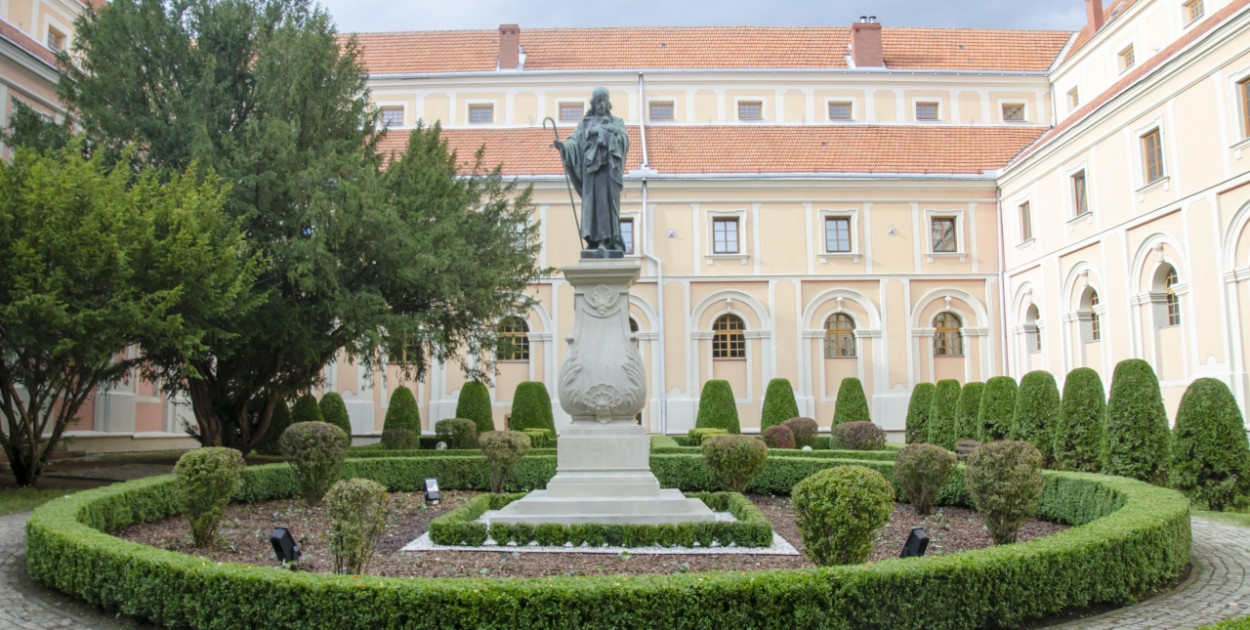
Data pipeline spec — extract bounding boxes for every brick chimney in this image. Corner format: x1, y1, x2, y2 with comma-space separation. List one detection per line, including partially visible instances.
1085, 0, 1105, 32
499, 24, 520, 71
850, 16, 883, 68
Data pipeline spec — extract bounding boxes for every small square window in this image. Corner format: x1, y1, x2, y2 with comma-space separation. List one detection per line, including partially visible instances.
469, 104, 494, 124
1002, 104, 1025, 122
620, 218, 635, 255
649, 101, 674, 121
1019, 202, 1033, 242
1072, 170, 1089, 217
1184, 0, 1204, 24
380, 106, 404, 127
916, 102, 939, 121
828, 102, 852, 121
737, 101, 763, 121
46, 28, 65, 52
712, 217, 740, 254
1067, 87, 1080, 110
1142, 128, 1164, 183
559, 102, 583, 122
824, 217, 851, 253
1118, 45, 1135, 72
930, 217, 957, 252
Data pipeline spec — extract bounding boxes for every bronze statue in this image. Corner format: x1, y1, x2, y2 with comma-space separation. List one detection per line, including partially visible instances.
552, 87, 629, 257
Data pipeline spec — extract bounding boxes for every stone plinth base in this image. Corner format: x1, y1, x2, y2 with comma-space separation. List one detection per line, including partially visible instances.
486, 489, 714, 525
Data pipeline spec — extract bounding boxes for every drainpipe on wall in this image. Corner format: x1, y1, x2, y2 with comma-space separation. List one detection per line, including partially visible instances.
636, 72, 667, 434
995, 185, 1011, 377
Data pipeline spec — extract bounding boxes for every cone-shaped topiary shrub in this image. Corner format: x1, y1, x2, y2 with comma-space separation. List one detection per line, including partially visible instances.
326, 478, 389, 575
695, 380, 740, 434
701, 434, 768, 492
954, 382, 985, 442
904, 383, 936, 444
978, 376, 1019, 441
760, 378, 800, 430
254, 399, 292, 456
434, 418, 479, 449
1054, 367, 1107, 472
761, 424, 795, 449
175, 447, 245, 547
456, 381, 495, 434
783, 417, 819, 449
1170, 378, 1250, 510
290, 393, 323, 424
383, 386, 421, 434
508, 381, 555, 433
832, 377, 871, 426
1012, 371, 1061, 466
1105, 359, 1171, 486
927, 379, 961, 450
280, 421, 348, 506
792, 465, 895, 565
319, 392, 352, 446
894, 443, 957, 516
832, 421, 886, 451
480, 431, 532, 493
964, 440, 1045, 544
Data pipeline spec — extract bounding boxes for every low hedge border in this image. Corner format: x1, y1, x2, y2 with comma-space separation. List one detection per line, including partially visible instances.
348, 447, 558, 459
27, 455, 1190, 630
430, 491, 771, 548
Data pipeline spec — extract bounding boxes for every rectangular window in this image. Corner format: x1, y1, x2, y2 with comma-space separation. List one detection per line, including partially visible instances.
737, 101, 763, 121
916, 102, 939, 121
1184, 0, 1204, 24
827, 102, 852, 121
649, 101, 674, 121
930, 217, 957, 252
1067, 87, 1080, 110
380, 106, 404, 127
468, 104, 494, 123
1141, 128, 1164, 183
620, 218, 635, 255
1241, 78, 1250, 137
46, 28, 64, 51
824, 217, 851, 253
1118, 45, 1136, 73
1002, 104, 1025, 122
559, 103, 583, 122
712, 217, 740, 254
1019, 202, 1033, 242
1072, 170, 1089, 217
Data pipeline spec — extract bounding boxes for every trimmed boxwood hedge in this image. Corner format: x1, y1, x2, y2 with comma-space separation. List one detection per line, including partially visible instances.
27, 452, 1191, 630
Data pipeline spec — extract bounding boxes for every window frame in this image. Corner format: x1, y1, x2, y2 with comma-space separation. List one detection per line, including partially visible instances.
823, 313, 857, 358
1089, 292, 1102, 342
46, 27, 65, 52
711, 216, 741, 254
736, 100, 764, 121
1239, 77, 1250, 139
379, 105, 405, 127
619, 217, 636, 255
1165, 267, 1181, 327
1141, 127, 1165, 184
915, 101, 940, 122
1071, 169, 1090, 218
929, 216, 958, 253
933, 311, 964, 356
648, 100, 675, 122
824, 216, 852, 253
1024, 304, 1042, 354
1183, 0, 1205, 25
1067, 87, 1080, 112
1019, 201, 1034, 242
827, 101, 853, 121
1118, 45, 1136, 73
1001, 103, 1026, 123
558, 101, 584, 123
711, 314, 747, 359
496, 316, 531, 362
467, 103, 495, 124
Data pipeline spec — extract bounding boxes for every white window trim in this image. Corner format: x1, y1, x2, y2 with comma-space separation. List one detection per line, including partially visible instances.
1012, 194, 1035, 246
924, 208, 965, 262
1116, 43, 1136, 74
705, 209, 749, 263
619, 211, 641, 258
911, 97, 943, 122
376, 102, 407, 128
998, 100, 1028, 123
1182, 0, 1205, 27
557, 100, 586, 123
1064, 161, 1092, 226
818, 209, 859, 262
1066, 86, 1081, 113
824, 98, 855, 122
465, 100, 496, 125
1230, 65, 1250, 148
647, 99, 677, 122
733, 97, 767, 122
1133, 119, 1170, 194
42, 16, 71, 52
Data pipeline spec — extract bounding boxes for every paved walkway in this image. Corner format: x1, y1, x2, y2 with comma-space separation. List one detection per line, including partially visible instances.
0, 511, 1245, 629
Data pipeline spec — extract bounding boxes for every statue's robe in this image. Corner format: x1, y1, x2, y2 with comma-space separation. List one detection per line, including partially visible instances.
560, 113, 629, 250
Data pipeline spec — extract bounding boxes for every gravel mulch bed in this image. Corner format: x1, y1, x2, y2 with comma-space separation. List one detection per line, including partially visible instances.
114, 492, 1067, 578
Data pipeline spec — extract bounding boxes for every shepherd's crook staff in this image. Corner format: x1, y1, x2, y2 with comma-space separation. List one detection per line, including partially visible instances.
544, 117, 582, 238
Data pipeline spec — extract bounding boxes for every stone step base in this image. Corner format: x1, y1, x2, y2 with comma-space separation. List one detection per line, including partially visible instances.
486, 489, 717, 525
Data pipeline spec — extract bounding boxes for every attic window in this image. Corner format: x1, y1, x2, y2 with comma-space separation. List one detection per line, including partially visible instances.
916, 102, 939, 121
1118, 45, 1135, 73
46, 27, 65, 51
737, 101, 763, 121
469, 104, 494, 124
1184, 0, 1204, 24
1002, 104, 1025, 122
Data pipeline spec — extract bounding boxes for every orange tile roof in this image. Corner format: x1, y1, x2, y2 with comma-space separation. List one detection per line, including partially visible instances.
1063, 0, 1143, 63
0, 18, 59, 68
350, 26, 1071, 75
379, 124, 1047, 177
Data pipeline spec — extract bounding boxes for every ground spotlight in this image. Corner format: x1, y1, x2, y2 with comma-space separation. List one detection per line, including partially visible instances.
901, 527, 929, 558
425, 478, 441, 505
270, 526, 300, 567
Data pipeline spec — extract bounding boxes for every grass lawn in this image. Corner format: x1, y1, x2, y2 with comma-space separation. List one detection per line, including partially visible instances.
0, 486, 80, 516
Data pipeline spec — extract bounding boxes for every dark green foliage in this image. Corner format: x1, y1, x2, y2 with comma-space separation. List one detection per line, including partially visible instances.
783, 417, 819, 449
894, 444, 957, 515
686, 428, 728, 445
905, 383, 936, 444
701, 434, 768, 492
380, 429, 419, 451
1055, 367, 1108, 472
325, 478, 388, 574
927, 379, 962, 450
1105, 359, 1171, 485
1013, 371, 1061, 465
279, 422, 348, 506
978, 376, 1019, 441
695, 380, 741, 434
760, 378, 800, 430
319, 392, 352, 446
520, 428, 554, 448
792, 465, 895, 565
508, 381, 556, 433
965, 441, 1045, 544
434, 418, 479, 450
253, 401, 291, 456
1170, 378, 1250, 510
761, 425, 795, 449
290, 394, 323, 424
479, 431, 532, 493
832, 377, 871, 425
382, 386, 420, 434
954, 382, 985, 442
174, 448, 244, 547
1, 100, 75, 153
832, 422, 885, 451
456, 382, 495, 434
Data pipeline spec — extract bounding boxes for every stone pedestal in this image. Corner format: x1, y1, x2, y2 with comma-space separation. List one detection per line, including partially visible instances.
489, 261, 713, 526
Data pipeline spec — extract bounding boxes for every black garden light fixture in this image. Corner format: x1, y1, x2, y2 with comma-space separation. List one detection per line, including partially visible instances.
425, 478, 441, 505
270, 526, 300, 567
901, 527, 929, 558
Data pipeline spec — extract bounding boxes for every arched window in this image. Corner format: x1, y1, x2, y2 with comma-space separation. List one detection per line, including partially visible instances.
1025, 304, 1041, 353
823, 313, 856, 358
497, 316, 530, 361
712, 314, 746, 359
1164, 267, 1180, 326
933, 312, 963, 356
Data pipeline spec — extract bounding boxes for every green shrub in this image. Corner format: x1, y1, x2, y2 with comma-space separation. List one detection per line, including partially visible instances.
761, 424, 795, 449
701, 434, 767, 492
783, 417, 819, 449
1013, 371, 1061, 466
480, 431, 532, 493
978, 376, 1018, 441
382, 386, 420, 434
508, 381, 555, 433
279, 422, 348, 506
760, 378, 800, 430
434, 418, 479, 449
319, 392, 353, 446
456, 381, 495, 434
1105, 359, 1171, 486
1170, 378, 1250, 510
893, 443, 957, 516
290, 393, 323, 424
954, 382, 985, 442
927, 379, 961, 450
832, 421, 885, 451
1054, 367, 1107, 472
686, 427, 728, 445
380, 428, 419, 451
520, 428, 553, 448
695, 380, 740, 434
253, 400, 291, 457
905, 382, 936, 444
965, 440, 1045, 544
791, 465, 895, 565
325, 478, 388, 575
832, 377, 871, 425
174, 448, 244, 547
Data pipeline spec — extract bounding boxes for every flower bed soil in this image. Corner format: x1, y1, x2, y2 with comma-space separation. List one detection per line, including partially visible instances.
114, 491, 1067, 578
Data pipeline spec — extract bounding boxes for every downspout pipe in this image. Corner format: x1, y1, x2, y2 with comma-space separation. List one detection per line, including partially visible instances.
995, 185, 1010, 377
636, 72, 666, 433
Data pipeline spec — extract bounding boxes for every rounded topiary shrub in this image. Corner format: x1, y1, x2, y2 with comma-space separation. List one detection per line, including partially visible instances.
954, 381, 985, 442
253, 398, 292, 456
783, 417, 819, 449
760, 378, 800, 430
382, 386, 420, 434
832, 377, 871, 426
380, 428, 419, 451
279, 421, 349, 506
791, 465, 895, 566
325, 478, 389, 575
319, 392, 352, 446
927, 379, 961, 451
1013, 371, 1061, 466
1054, 367, 1107, 472
1105, 359, 1171, 486
480, 431, 532, 493
894, 443, 957, 516
905, 382, 936, 444
1170, 378, 1250, 511
695, 380, 740, 434
832, 421, 885, 451
175, 447, 245, 547
978, 376, 1018, 441
508, 381, 555, 433
434, 418, 479, 449
761, 424, 795, 449
964, 440, 1045, 544
456, 381, 495, 434
701, 434, 768, 492
520, 428, 554, 448
290, 393, 323, 424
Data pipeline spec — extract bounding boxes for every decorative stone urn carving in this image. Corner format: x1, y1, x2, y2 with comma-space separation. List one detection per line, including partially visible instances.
558, 276, 646, 423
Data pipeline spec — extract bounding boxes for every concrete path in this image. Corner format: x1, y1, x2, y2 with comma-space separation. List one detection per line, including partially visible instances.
0, 511, 1245, 629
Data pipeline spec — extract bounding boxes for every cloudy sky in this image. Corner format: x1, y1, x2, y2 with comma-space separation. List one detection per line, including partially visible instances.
317, 0, 1089, 33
